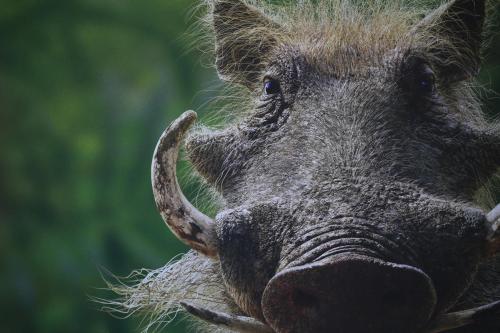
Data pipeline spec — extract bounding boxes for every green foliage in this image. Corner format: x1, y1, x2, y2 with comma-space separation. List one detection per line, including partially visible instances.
0, 1, 214, 332
0, 1, 498, 333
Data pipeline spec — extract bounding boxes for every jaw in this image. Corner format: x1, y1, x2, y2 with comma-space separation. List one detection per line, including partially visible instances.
178, 251, 500, 333
180, 297, 500, 333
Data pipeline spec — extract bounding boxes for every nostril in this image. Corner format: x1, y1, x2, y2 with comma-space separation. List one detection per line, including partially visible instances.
291, 288, 317, 309
262, 255, 437, 333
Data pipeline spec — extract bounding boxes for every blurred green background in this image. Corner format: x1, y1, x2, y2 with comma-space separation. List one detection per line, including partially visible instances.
0, 1, 499, 333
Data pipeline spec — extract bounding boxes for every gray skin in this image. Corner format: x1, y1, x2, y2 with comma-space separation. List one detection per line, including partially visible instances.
153, 0, 500, 332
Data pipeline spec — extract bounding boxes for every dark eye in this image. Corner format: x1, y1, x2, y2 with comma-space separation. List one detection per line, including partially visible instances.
416, 68, 436, 94
264, 78, 281, 95
400, 58, 437, 97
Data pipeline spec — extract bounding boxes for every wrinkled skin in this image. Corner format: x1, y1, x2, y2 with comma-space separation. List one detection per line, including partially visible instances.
150, 1, 500, 332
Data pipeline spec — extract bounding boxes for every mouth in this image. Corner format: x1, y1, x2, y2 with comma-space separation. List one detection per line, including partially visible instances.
182, 298, 500, 333
181, 253, 500, 333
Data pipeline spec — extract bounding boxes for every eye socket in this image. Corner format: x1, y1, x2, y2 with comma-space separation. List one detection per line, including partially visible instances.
400, 58, 437, 96
263, 78, 281, 95
415, 66, 436, 94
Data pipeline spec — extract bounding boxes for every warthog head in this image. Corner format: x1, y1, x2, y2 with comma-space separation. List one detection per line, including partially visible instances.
107, 1, 500, 332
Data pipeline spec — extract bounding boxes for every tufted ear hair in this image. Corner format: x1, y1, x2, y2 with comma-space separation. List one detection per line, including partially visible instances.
412, 0, 486, 82
212, 0, 282, 87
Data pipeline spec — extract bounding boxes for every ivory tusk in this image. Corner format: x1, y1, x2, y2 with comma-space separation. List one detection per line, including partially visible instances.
151, 111, 218, 257
486, 204, 500, 225
424, 300, 500, 333
485, 204, 500, 254
180, 302, 274, 333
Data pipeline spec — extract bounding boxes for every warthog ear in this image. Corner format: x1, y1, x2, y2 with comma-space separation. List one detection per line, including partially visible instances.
413, 0, 485, 82
212, 0, 282, 86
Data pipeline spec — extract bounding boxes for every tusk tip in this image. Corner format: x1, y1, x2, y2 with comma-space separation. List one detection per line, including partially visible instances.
181, 110, 198, 122
171, 110, 198, 136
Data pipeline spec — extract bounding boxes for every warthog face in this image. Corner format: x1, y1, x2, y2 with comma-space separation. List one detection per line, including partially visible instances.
148, 1, 500, 332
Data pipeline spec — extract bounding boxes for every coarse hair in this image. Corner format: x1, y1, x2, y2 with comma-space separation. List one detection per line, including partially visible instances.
99, 1, 499, 332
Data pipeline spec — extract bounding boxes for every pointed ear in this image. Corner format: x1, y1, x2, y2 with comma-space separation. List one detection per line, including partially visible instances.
212, 0, 282, 86
413, 0, 486, 82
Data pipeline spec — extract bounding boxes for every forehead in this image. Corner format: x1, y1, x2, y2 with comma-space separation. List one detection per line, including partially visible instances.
270, 43, 406, 82
273, 13, 415, 78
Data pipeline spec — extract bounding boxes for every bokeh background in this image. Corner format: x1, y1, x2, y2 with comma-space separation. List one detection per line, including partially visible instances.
0, 1, 499, 333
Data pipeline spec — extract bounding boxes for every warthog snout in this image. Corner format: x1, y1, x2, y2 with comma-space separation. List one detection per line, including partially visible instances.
262, 255, 436, 333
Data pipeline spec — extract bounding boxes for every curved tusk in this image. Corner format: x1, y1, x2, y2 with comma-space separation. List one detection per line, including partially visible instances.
424, 311, 474, 333
424, 300, 500, 333
180, 302, 274, 333
487, 204, 500, 225
486, 204, 500, 255
151, 111, 218, 257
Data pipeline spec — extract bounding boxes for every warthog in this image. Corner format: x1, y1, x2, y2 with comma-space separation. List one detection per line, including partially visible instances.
105, 0, 500, 332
